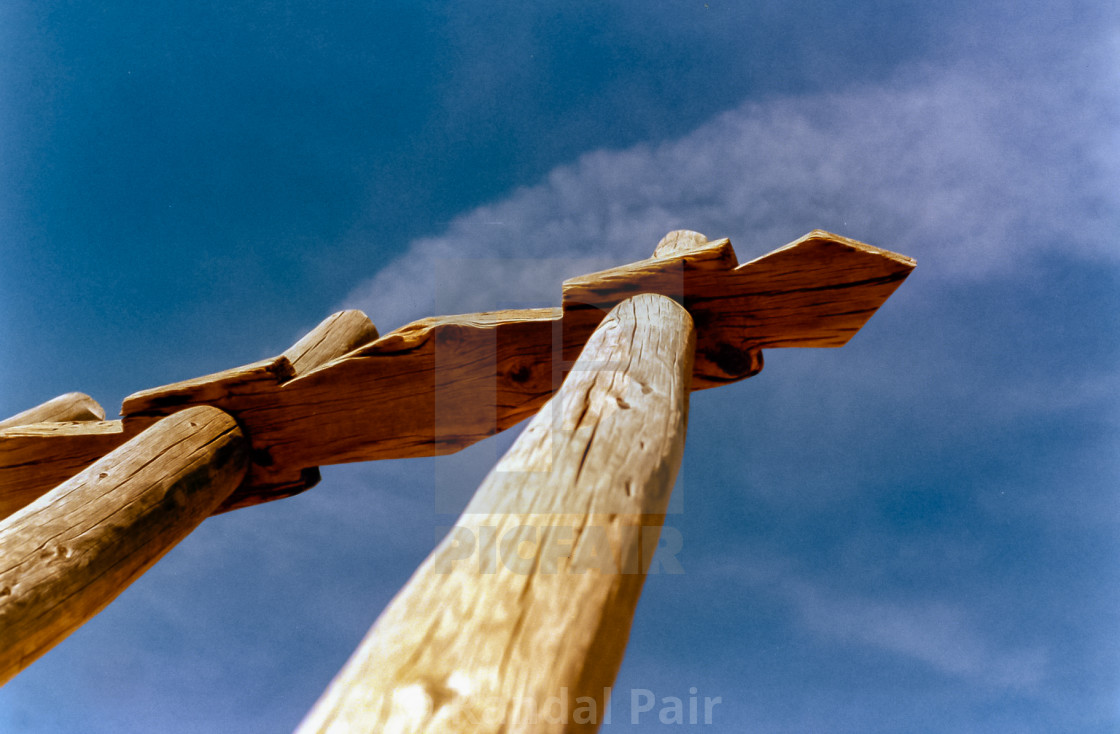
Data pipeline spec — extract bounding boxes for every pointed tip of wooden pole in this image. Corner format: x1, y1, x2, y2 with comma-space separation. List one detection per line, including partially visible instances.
654, 230, 708, 258
282, 309, 380, 376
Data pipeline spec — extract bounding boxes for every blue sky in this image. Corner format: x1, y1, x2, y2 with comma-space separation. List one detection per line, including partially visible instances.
2, 1, 1118, 731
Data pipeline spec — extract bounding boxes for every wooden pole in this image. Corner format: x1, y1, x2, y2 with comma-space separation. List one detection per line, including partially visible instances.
0, 406, 248, 684
0, 392, 105, 429
298, 293, 695, 733
281, 309, 380, 375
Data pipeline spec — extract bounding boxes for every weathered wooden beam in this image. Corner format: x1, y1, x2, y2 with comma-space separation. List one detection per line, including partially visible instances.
121, 309, 379, 425
282, 308, 381, 375
298, 293, 695, 733
0, 406, 248, 684
0, 393, 119, 520
246, 229, 911, 472
563, 229, 915, 386
0, 311, 377, 520
222, 308, 378, 511
123, 310, 378, 512
122, 356, 296, 429
0, 392, 106, 429
246, 308, 563, 468
0, 231, 914, 515
0, 421, 129, 520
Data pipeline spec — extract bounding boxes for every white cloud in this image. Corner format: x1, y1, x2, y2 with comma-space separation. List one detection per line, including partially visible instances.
337, 27, 1120, 533
703, 552, 1049, 691
783, 578, 1049, 691
342, 36, 1119, 333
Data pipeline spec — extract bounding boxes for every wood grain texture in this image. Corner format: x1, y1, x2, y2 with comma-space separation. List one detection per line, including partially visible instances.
121, 355, 296, 426
0, 406, 248, 684
561, 230, 761, 388
0, 392, 106, 429
122, 310, 379, 508
5, 307, 547, 514
651, 229, 713, 259
563, 229, 915, 386
246, 308, 562, 469
0, 421, 130, 521
122, 310, 379, 426
298, 294, 695, 734
0, 231, 914, 515
0, 394, 119, 521
282, 309, 380, 376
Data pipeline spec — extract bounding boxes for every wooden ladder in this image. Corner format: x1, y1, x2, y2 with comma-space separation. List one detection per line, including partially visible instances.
0, 230, 914, 732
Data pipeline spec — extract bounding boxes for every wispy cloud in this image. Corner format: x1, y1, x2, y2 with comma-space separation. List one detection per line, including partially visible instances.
704, 552, 1049, 691
336, 30, 1120, 546
782, 577, 1049, 690
342, 34, 1119, 332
